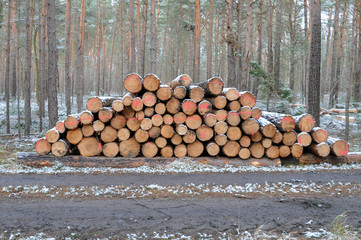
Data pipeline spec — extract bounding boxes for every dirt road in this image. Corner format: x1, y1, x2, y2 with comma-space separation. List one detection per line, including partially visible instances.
1, 171, 360, 238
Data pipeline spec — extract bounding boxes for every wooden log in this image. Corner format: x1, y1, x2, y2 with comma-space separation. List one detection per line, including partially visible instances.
131, 97, 144, 112
151, 114, 163, 126
176, 124, 188, 135
122, 93, 135, 106
100, 126, 118, 143
226, 126, 242, 141
222, 88, 240, 101
239, 148, 251, 159
171, 133, 183, 145
183, 130, 197, 144
239, 91, 256, 108
174, 112, 187, 124
262, 111, 296, 132
45, 128, 60, 143
196, 125, 214, 141
66, 128, 83, 145
272, 130, 283, 144
142, 142, 158, 158
294, 114, 316, 133
86, 96, 119, 113
182, 99, 198, 115
51, 140, 70, 157
214, 121, 228, 135
204, 113, 217, 127
93, 120, 105, 132
123, 73, 143, 93
163, 114, 174, 125
167, 74, 192, 89
223, 141, 240, 157
126, 117, 141, 131
291, 143, 303, 158
155, 137, 167, 148
241, 118, 260, 136
297, 132, 312, 147
198, 100, 212, 116
160, 124, 174, 138
166, 98, 181, 114
187, 140, 204, 157
155, 102, 166, 115
214, 109, 228, 122
122, 106, 135, 118
251, 131, 263, 142
142, 73, 160, 92
134, 129, 149, 143
261, 138, 272, 148
135, 111, 145, 121
82, 124, 95, 137
140, 118, 153, 130
227, 101, 241, 112
226, 111, 241, 126
112, 99, 124, 112
156, 85, 173, 101
239, 106, 252, 120
257, 118, 276, 138
327, 137, 349, 157
118, 128, 131, 141
78, 137, 102, 157
279, 145, 291, 158
266, 146, 280, 159
148, 126, 161, 139
55, 121, 66, 134
207, 95, 227, 109
334, 115, 356, 122
215, 134, 228, 146
35, 138, 51, 155
311, 127, 328, 143
282, 131, 297, 146
103, 142, 119, 158
185, 114, 202, 130
119, 138, 140, 157
160, 145, 174, 158
251, 107, 262, 120
142, 92, 157, 107
79, 111, 94, 125
250, 142, 265, 159
144, 107, 155, 117
110, 114, 127, 130
174, 86, 187, 100
308, 142, 330, 157
189, 85, 205, 103
174, 144, 187, 158
195, 77, 224, 96
64, 114, 80, 130
206, 142, 220, 156
98, 107, 114, 123
239, 135, 251, 148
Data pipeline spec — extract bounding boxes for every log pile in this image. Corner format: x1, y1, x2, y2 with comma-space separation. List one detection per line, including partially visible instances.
35, 73, 350, 161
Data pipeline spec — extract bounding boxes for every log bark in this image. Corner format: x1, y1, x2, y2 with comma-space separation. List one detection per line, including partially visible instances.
168, 74, 192, 89
103, 142, 119, 158
142, 73, 160, 92
78, 137, 102, 157
119, 138, 140, 157
262, 111, 296, 132
123, 73, 143, 93
35, 138, 51, 155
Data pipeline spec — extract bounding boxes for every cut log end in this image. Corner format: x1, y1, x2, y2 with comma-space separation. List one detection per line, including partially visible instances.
35, 138, 51, 155
124, 73, 143, 93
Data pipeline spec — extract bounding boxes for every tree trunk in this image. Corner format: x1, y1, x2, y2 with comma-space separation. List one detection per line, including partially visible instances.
266, 0, 274, 110
47, 0, 59, 128
24, 0, 32, 135
226, 0, 236, 88
354, 2, 361, 101
5, 0, 11, 134
10, 0, 17, 98
307, 0, 321, 126
273, 0, 282, 95
139, 0, 148, 76
38, 0, 47, 131
65, 0, 72, 115
254, 0, 263, 96
206, 0, 214, 78
321, 5, 332, 98
136, 0, 141, 73
289, 0, 297, 95
193, 0, 201, 83
328, 0, 339, 107
241, 0, 252, 90
129, 0, 136, 72
76, 0, 85, 112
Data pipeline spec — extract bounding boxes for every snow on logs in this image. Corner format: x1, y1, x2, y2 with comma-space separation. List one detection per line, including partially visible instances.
36, 73, 350, 162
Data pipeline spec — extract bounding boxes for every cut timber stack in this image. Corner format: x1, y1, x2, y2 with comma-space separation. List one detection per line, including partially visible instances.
35, 73, 350, 163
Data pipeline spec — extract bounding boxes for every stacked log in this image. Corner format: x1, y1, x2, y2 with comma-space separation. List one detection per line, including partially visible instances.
36, 73, 350, 162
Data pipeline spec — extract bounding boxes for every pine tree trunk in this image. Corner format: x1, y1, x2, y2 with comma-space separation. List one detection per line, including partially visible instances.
273, 0, 282, 95
65, 0, 72, 115
254, 0, 263, 96
356, 2, 361, 102
10, 0, 17, 98
129, 0, 136, 72
307, 0, 321, 126
5, 0, 11, 134
140, 0, 148, 76
76, 0, 85, 113
241, 0, 252, 90
226, 0, 236, 88
206, 0, 214, 78
193, 0, 201, 83
266, 0, 274, 110
289, 0, 296, 93
47, 0, 59, 128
